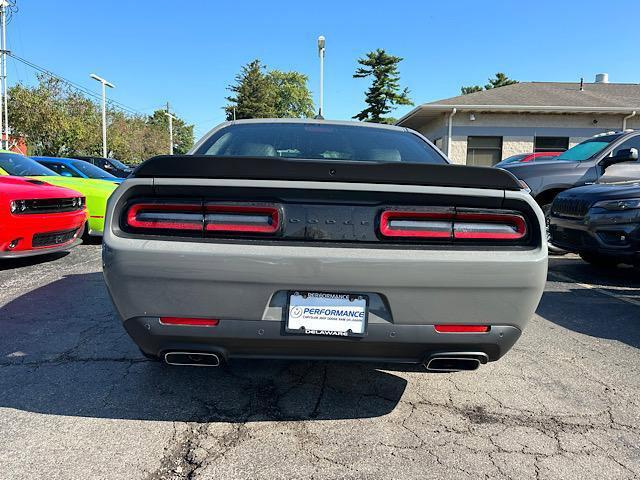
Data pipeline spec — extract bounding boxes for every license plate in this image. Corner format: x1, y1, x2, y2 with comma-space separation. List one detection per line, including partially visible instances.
286, 291, 368, 337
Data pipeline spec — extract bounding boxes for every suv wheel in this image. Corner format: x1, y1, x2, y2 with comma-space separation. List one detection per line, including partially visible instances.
579, 252, 621, 268
541, 204, 567, 256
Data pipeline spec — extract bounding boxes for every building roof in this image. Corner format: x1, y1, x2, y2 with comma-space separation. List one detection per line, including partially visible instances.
397, 81, 640, 129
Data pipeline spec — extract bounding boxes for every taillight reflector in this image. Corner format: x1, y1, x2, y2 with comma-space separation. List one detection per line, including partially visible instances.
380, 210, 453, 238
380, 209, 526, 241
205, 204, 280, 234
453, 212, 526, 240
127, 203, 203, 231
160, 317, 219, 326
434, 325, 490, 333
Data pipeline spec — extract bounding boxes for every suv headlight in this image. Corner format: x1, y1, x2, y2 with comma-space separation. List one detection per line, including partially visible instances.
592, 198, 640, 211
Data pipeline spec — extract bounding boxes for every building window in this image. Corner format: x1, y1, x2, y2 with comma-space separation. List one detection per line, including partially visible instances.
466, 136, 503, 166
534, 136, 569, 152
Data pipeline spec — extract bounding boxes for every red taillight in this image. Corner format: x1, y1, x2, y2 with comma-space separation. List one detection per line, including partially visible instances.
160, 317, 219, 326
453, 212, 526, 240
434, 325, 490, 333
205, 204, 280, 234
126, 203, 203, 231
379, 209, 527, 242
380, 210, 453, 238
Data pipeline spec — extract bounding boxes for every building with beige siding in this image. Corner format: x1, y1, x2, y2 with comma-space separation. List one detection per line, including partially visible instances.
396, 75, 640, 166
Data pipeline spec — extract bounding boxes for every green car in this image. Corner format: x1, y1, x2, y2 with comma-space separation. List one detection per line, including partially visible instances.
0, 150, 119, 235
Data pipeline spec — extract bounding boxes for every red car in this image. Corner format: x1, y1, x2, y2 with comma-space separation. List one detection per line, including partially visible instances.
0, 176, 86, 258
495, 152, 562, 168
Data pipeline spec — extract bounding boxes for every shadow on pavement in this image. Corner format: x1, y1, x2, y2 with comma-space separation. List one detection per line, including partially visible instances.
0, 251, 69, 272
536, 289, 640, 350
549, 257, 640, 289
0, 272, 407, 422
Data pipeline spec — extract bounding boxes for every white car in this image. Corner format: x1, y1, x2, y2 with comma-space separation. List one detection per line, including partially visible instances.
103, 119, 547, 371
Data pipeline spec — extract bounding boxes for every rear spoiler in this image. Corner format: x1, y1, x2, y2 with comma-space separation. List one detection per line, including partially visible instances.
131, 155, 522, 191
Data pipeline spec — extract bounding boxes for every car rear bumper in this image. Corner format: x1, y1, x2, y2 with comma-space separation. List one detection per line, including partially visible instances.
550, 213, 640, 259
103, 238, 546, 361
125, 316, 521, 363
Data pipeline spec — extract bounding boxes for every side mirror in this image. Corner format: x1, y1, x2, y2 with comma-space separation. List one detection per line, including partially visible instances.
601, 148, 639, 169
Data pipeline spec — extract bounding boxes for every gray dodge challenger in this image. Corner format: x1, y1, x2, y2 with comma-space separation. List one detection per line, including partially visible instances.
102, 119, 547, 371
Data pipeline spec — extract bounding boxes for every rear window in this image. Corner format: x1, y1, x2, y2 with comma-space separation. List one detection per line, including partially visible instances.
194, 123, 447, 164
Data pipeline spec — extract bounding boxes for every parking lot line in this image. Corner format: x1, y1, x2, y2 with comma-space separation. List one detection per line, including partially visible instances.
548, 271, 640, 308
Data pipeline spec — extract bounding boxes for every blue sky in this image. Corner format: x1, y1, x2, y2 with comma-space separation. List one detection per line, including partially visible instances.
7, 0, 640, 139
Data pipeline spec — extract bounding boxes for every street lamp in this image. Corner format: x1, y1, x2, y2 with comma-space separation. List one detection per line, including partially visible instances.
90, 73, 115, 158
317, 35, 325, 119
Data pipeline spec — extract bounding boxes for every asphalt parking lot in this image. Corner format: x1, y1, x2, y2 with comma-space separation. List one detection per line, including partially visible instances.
1, 244, 639, 480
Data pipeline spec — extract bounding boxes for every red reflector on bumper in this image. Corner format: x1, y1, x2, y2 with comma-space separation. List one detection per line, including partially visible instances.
160, 317, 220, 326
434, 324, 490, 333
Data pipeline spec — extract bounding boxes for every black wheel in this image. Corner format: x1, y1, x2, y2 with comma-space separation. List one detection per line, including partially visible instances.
540, 203, 567, 256
579, 252, 621, 268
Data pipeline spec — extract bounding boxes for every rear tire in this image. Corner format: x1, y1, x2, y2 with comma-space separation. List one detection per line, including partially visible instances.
579, 252, 621, 268
541, 203, 568, 256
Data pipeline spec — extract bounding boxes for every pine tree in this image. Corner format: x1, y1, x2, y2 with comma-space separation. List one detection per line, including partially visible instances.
353, 49, 413, 123
461, 85, 483, 95
485, 72, 518, 90
225, 60, 276, 120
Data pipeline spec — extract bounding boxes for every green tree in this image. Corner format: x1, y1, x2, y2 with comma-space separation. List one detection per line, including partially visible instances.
225, 61, 315, 120
8, 75, 101, 156
461, 73, 518, 95
267, 70, 314, 118
8, 74, 190, 163
225, 59, 276, 120
352, 49, 413, 123
147, 109, 195, 154
460, 85, 483, 95
485, 72, 518, 89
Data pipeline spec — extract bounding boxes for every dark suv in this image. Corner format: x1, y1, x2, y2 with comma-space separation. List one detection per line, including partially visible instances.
549, 152, 640, 267
501, 130, 640, 231
70, 156, 132, 178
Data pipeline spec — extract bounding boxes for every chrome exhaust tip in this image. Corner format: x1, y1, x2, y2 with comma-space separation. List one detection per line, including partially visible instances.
164, 352, 221, 367
424, 353, 488, 372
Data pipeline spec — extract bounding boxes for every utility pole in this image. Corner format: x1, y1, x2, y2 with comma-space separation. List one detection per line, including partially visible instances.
164, 102, 177, 155
90, 73, 114, 158
0, 0, 9, 150
317, 35, 325, 119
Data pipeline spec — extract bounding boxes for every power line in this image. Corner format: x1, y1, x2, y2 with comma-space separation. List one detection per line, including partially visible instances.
7, 52, 147, 116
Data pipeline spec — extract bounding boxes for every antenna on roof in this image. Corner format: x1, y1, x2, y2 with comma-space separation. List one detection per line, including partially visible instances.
579, 77, 584, 91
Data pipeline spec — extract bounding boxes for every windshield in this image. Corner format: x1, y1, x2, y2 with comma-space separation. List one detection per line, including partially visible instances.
0, 152, 58, 176
555, 134, 621, 162
195, 123, 447, 164
71, 159, 117, 178
108, 158, 131, 170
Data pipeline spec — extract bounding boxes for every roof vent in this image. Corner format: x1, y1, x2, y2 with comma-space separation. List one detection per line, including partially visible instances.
595, 73, 609, 84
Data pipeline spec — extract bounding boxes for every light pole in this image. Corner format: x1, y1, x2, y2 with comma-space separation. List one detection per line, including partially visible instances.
164, 102, 177, 155
90, 73, 114, 158
317, 35, 325, 119
0, 0, 9, 150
